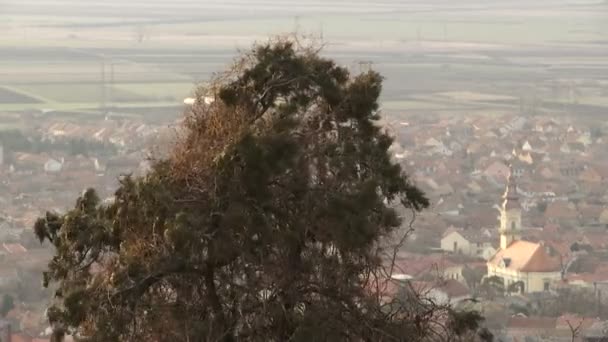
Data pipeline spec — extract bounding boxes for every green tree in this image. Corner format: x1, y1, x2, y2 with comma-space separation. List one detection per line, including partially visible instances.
477, 276, 505, 300
536, 201, 548, 213
35, 38, 481, 341
507, 281, 525, 294
0, 294, 13, 317
462, 266, 485, 290
446, 309, 493, 342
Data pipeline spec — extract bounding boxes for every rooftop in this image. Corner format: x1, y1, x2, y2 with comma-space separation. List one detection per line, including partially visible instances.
488, 240, 561, 273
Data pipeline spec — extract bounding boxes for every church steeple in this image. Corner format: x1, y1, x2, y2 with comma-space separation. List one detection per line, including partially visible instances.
500, 164, 522, 249
503, 165, 520, 210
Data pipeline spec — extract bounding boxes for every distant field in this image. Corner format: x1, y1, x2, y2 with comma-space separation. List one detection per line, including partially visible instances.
0, 100, 179, 113
436, 91, 517, 102
12, 84, 148, 103
381, 100, 456, 111
0, 86, 43, 104
154, 11, 607, 45
1, 1, 606, 48
113, 82, 196, 101
0, 0, 606, 122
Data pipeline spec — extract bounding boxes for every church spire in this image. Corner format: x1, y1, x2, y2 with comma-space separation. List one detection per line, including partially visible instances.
503, 164, 520, 210
500, 164, 522, 249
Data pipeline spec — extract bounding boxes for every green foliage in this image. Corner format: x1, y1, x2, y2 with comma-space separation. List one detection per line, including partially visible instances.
507, 281, 525, 294
448, 310, 483, 336
446, 309, 491, 341
536, 201, 548, 213
571, 242, 580, 252
33, 38, 484, 342
0, 294, 13, 317
462, 266, 485, 289
477, 276, 505, 300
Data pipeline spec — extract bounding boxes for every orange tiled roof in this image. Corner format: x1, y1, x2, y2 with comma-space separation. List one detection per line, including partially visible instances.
489, 240, 561, 272
437, 279, 470, 298
12, 333, 33, 342
3, 243, 27, 254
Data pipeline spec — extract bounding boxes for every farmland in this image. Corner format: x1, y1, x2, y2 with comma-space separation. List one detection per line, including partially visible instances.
0, 87, 43, 104
0, 0, 607, 127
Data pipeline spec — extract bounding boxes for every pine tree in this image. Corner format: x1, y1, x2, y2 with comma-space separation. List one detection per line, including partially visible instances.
35, 38, 486, 341
0, 294, 13, 318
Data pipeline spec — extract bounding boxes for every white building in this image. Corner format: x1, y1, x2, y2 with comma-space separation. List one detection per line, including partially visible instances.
44, 158, 62, 173
441, 227, 497, 260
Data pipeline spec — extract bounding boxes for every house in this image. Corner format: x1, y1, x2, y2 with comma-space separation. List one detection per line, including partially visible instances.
578, 204, 604, 226
538, 166, 555, 179
534, 118, 559, 133
599, 208, 608, 225
484, 161, 510, 181
588, 162, 608, 183
577, 132, 593, 146
503, 116, 527, 133
563, 271, 603, 289
427, 143, 453, 157
392, 255, 464, 282
2, 243, 26, 255
581, 233, 608, 252
467, 180, 483, 194
13, 154, 49, 173
511, 159, 532, 179
412, 159, 438, 174
487, 167, 562, 293
579, 167, 602, 183
545, 201, 579, 226
515, 151, 534, 165
466, 141, 484, 155
43, 158, 62, 173
424, 137, 443, 148
560, 160, 586, 178
432, 182, 454, 197
440, 227, 496, 260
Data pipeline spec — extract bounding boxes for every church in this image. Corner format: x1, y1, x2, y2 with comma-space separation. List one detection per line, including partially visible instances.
486, 166, 562, 293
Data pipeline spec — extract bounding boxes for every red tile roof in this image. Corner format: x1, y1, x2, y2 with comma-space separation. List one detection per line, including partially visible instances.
545, 201, 578, 220
437, 279, 470, 298
3, 243, 27, 254
12, 333, 33, 342
488, 240, 561, 272
392, 255, 458, 278
508, 316, 556, 330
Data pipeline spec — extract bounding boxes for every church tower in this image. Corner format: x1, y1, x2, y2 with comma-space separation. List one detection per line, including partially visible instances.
500, 165, 522, 249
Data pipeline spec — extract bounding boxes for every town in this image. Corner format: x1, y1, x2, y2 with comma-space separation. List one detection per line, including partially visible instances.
1, 0, 608, 340
2, 104, 608, 340
0, 110, 175, 341
386, 111, 608, 341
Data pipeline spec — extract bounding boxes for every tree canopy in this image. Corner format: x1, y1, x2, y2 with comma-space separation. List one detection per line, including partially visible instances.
35, 38, 486, 342
0, 294, 13, 318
